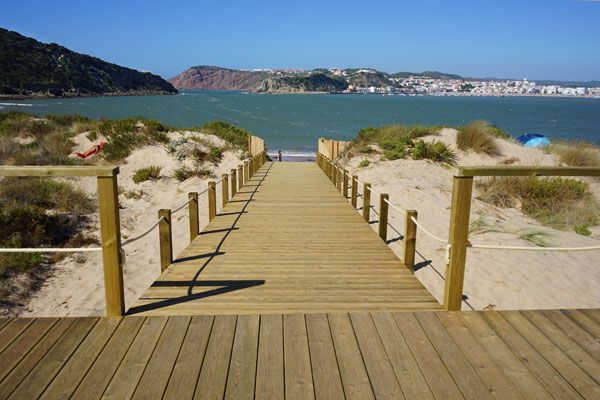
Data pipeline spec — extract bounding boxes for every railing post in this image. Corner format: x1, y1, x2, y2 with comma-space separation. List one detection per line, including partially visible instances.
158, 209, 172, 272
443, 176, 474, 311
336, 166, 342, 191
378, 193, 389, 241
403, 210, 418, 272
351, 175, 358, 208
222, 173, 229, 207
208, 181, 216, 221
343, 169, 349, 198
363, 183, 371, 222
231, 168, 237, 197
244, 161, 250, 183
238, 165, 243, 188
188, 192, 199, 242
332, 163, 337, 186
97, 174, 125, 317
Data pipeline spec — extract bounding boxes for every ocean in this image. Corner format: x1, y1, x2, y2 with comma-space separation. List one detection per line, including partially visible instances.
1, 90, 599, 155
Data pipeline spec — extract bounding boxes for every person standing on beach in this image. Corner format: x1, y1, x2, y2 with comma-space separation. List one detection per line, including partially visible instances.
278, 150, 282, 162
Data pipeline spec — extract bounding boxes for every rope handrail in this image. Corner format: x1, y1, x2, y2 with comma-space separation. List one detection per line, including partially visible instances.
410, 216, 448, 244
0, 247, 102, 253
383, 198, 407, 216
171, 198, 192, 214
122, 216, 165, 246
469, 242, 600, 252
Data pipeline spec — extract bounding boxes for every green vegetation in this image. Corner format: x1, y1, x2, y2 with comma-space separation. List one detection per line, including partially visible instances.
477, 176, 600, 232
98, 118, 170, 161
0, 178, 95, 278
173, 166, 215, 181
456, 121, 509, 156
198, 121, 251, 150
545, 141, 600, 167
132, 166, 162, 184
517, 229, 550, 247
264, 73, 348, 92
412, 140, 458, 165
358, 159, 370, 168
0, 27, 177, 98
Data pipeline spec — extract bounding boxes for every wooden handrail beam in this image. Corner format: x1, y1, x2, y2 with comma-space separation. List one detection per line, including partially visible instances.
455, 166, 600, 177
0, 165, 119, 177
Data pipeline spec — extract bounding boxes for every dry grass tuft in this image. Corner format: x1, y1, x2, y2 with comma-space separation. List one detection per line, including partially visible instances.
546, 141, 600, 167
456, 121, 503, 156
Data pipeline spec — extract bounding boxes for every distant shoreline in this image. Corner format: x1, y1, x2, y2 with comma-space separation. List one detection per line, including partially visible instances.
0, 90, 179, 101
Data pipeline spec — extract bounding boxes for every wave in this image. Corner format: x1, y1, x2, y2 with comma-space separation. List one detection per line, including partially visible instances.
0, 102, 34, 107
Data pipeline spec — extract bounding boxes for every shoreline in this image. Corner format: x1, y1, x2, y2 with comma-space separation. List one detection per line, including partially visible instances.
0, 90, 179, 101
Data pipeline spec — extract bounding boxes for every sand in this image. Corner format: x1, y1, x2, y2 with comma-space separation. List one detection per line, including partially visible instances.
18, 130, 244, 317
340, 128, 600, 310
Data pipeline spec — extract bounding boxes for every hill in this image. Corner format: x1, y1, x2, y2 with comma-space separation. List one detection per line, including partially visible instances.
169, 65, 268, 91
0, 28, 178, 99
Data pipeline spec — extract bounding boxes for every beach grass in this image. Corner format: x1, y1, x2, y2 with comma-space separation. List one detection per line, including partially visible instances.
545, 141, 600, 167
456, 120, 506, 156
412, 140, 458, 165
132, 165, 162, 183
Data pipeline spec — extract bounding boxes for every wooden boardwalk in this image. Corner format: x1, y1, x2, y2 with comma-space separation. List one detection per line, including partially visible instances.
130, 162, 440, 316
1, 309, 600, 399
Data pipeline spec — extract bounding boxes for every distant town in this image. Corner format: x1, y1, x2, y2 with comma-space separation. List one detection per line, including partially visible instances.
246, 68, 600, 98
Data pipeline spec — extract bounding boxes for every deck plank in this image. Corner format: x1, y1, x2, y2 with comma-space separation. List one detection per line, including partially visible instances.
224, 314, 260, 400
283, 314, 314, 400
255, 314, 284, 400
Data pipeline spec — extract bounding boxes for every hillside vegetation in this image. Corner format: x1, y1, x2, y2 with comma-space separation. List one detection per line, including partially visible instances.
0, 28, 178, 99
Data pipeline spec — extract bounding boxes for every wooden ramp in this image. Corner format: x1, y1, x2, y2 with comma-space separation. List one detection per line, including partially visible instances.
2, 309, 600, 399
130, 162, 440, 316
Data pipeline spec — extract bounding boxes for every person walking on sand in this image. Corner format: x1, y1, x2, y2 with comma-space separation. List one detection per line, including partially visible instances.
278, 150, 283, 162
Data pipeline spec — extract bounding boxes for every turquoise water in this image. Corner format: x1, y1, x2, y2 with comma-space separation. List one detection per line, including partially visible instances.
2, 90, 599, 154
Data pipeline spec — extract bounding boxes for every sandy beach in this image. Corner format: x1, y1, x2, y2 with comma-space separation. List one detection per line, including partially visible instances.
339, 128, 600, 311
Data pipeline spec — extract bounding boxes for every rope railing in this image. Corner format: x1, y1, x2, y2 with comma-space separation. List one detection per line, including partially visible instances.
0, 247, 102, 253
122, 216, 165, 246
469, 242, 600, 252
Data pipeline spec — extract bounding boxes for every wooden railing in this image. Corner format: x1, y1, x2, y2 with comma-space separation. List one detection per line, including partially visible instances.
0, 151, 268, 317
248, 134, 266, 156
317, 153, 600, 311
318, 137, 349, 160
0, 166, 124, 316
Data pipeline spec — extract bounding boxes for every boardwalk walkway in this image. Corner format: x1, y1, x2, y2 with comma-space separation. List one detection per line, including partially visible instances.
2, 309, 600, 399
130, 162, 440, 316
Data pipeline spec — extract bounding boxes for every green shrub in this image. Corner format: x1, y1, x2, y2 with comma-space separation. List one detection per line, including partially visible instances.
99, 117, 170, 161
477, 177, 600, 231
383, 147, 405, 160
456, 121, 502, 156
574, 224, 592, 236
358, 159, 370, 167
132, 166, 162, 184
173, 166, 215, 181
412, 140, 458, 164
200, 121, 251, 149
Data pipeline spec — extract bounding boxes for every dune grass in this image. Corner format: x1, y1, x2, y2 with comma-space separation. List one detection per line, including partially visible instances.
132, 165, 162, 184
456, 120, 508, 156
545, 141, 600, 167
173, 166, 216, 181
412, 140, 458, 165
477, 176, 600, 233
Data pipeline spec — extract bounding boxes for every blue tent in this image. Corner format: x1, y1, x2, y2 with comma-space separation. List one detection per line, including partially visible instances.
516, 133, 551, 148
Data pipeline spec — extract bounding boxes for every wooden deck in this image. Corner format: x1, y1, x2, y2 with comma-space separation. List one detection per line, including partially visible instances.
130, 162, 440, 316
1, 309, 599, 399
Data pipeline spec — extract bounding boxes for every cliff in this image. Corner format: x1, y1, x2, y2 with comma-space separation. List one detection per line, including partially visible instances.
0, 28, 178, 99
258, 73, 348, 93
169, 66, 269, 91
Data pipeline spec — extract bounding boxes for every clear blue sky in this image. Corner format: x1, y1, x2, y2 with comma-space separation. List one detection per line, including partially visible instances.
2, 0, 600, 81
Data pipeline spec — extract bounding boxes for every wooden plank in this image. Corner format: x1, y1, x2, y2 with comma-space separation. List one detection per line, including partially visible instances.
40, 317, 121, 399
541, 310, 600, 360
328, 313, 374, 400
502, 311, 600, 399
460, 312, 553, 400
436, 312, 524, 400
255, 314, 284, 400
103, 317, 168, 400
195, 315, 237, 400
0, 318, 54, 380
225, 314, 260, 400
456, 165, 600, 177
350, 313, 404, 399
523, 310, 600, 383
132, 316, 192, 400
482, 311, 582, 400
416, 312, 492, 399
162, 316, 214, 400
7, 318, 98, 400
305, 313, 345, 399
564, 310, 600, 338
0, 318, 74, 400
393, 312, 465, 400
70, 317, 145, 400
0, 318, 13, 331
0, 318, 33, 353
0, 165, 118, 177
371, 313, 434, 400
283, 314, 314, 400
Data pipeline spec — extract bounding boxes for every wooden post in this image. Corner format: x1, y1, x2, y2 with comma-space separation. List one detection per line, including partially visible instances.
336, 167, 342, 191
231, 168, 237, 197
244, 161, 250, 183
403, 210, 418, 273
158, 209, 172, 273
188, 192, 199, 242
97, 175, 125, 317
343, 169, 349, 198
378, 193, 389, 241
238, 165, 243, 188
208, 181, 216, 221
351, 175, 358, 208
363, 183, 371, 222
443, 176, 474, 311
222, 173, 229, 207
332, 163, 337, 186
